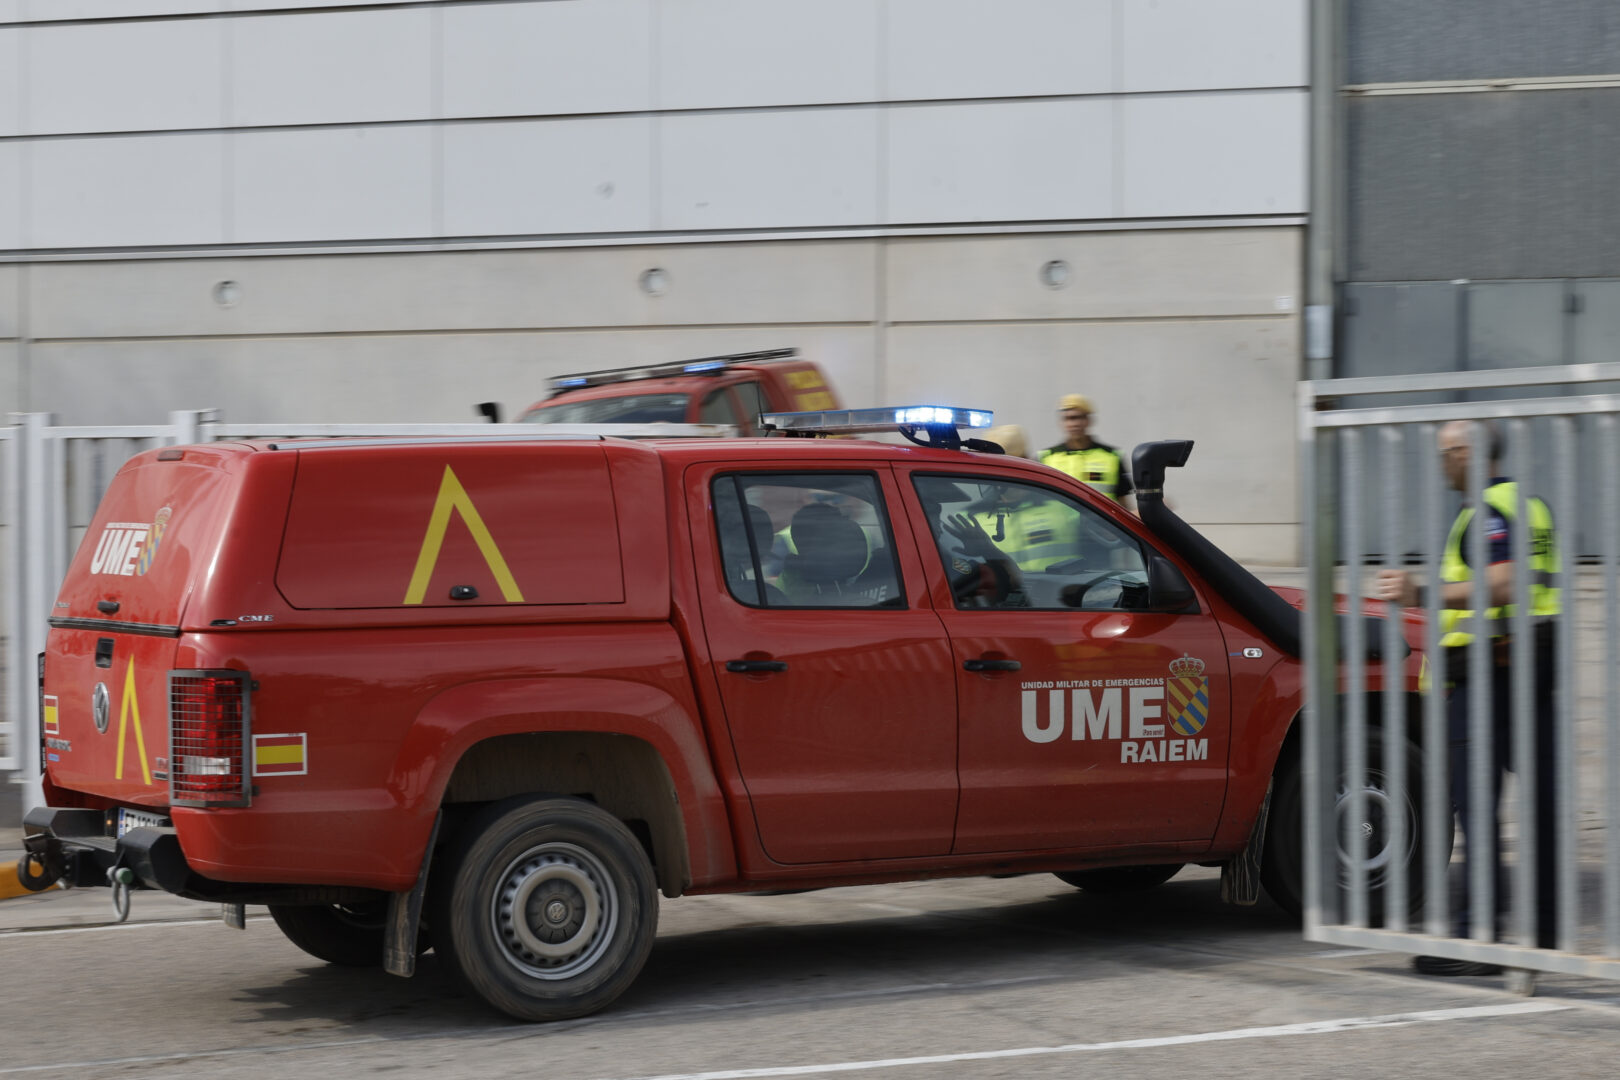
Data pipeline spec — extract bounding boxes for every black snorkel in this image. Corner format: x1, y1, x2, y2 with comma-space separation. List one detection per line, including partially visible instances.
1132, 440, 1304, 658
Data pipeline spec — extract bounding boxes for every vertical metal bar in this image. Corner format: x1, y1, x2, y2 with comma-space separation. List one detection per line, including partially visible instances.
170, 409, 199, 447
1304, 422, 1342, 933
1553, 416, 1578, 954
1603, 414, 1620, 956
0, 427, 20, 773
1382, 424, 1408, 931
1304, 0, 1341, 382
1508, 419, 1535, 947
1423, 423, 1450, 938
199, 408, 221, 443
1467, 420, 1493, 943
1302, 409, 1324, 931
18, 413, 56, 812
1344, 427, 1368, 927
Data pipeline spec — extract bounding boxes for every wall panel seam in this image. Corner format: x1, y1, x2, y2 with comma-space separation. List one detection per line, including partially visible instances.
0, 86, 1311, 143
26, 323, 881, 345
885, 314, 1301, 328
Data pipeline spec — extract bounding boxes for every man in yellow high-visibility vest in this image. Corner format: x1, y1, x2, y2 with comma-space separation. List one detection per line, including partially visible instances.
1039, 394, 1134, 510
1376, 419, 1561, 975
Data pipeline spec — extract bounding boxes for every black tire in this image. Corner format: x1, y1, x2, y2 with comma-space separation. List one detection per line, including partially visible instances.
1261, 727, 1450, 922
433, 796, 658, 1022
1053, 864, 1183, 893
269, 900, 391, 967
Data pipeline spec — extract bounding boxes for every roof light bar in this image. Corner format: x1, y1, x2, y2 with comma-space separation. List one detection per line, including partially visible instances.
546, 348, 798, 394
759, 405, 993, 436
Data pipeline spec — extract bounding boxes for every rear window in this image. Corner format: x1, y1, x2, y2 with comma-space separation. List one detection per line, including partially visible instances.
521, 393, 690, 424
55, 453, 238, 629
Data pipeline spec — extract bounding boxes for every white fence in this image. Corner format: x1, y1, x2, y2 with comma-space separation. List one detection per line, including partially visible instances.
1301, 363, 1620, 990
1, 412, 730, 791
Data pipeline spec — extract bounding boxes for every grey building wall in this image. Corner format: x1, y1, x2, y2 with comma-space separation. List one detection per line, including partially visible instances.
1341, 0, 1620, 371
1340, 0, 1620, 556
1345, 0, 1620, 284
1348, 0, 1620, 84
2, 0, 1309, 567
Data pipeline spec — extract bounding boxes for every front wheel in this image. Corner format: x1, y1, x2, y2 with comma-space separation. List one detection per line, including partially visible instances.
1053, 864, 1183, 893
434, 796, 658, 1022
1261, 728, 1449, 922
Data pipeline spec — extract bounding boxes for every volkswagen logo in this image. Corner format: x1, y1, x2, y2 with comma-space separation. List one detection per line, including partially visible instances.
92, 683, 110, 734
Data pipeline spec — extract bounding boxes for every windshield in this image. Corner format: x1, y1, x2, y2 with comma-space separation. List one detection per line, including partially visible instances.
520, 393, 691, 424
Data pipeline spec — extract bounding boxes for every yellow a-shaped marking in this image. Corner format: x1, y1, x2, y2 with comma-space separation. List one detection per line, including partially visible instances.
115, 658, 152, 785
404, 466, 525, 605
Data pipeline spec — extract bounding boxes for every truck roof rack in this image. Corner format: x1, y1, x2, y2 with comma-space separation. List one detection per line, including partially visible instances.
759, 405, 996, 451
546, 348, 799, 394
261, 423, 738, 450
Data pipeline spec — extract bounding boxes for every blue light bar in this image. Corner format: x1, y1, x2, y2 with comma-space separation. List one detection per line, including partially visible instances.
553, 376, 589, 388
683, 359, 729, 373
759, 405, 994, 436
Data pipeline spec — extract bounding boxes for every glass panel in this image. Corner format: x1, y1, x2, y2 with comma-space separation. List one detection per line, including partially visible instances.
520, 393, 689, 424
699, 388, 740, 427
732, 381, 767, 430
912, 475, 1148, 612
713, 473, 903, 609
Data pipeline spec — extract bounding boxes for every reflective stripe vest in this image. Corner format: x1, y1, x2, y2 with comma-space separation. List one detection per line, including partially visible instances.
1438, 481, 1560, 648
1040, 444, 1125, 501
974, 502, 1077, 572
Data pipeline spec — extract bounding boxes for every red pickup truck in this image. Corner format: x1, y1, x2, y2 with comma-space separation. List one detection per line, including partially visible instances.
516, 347, 839, 434
19, 407, 1430, 1023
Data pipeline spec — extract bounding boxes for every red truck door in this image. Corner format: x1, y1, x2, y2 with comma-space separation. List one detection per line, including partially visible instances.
686, 464, 958, 864
901, 469, 1231, 855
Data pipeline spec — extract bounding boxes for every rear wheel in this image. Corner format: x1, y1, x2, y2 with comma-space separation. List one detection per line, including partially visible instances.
1261, 728, 1448, 921
433, 796, 658, 1022
269, 901, 391, 967
1053, 864, 1183, 893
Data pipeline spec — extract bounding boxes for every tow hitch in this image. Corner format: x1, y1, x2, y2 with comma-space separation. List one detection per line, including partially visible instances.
16, 839, 65, 893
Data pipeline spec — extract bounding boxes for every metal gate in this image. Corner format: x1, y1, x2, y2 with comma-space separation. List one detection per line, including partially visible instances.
1302, 362, 1620, 989
1, 412, 729, 794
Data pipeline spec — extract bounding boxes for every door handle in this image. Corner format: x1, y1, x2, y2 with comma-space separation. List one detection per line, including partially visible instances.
726, 659, 788, 674
963, 657, 1021, 672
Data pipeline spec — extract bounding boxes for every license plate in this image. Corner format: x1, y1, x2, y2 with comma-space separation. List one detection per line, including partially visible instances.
116, 808, 168, 837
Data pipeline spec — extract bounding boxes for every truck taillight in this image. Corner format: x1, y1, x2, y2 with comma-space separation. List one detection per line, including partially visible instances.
169, 670, 252, 808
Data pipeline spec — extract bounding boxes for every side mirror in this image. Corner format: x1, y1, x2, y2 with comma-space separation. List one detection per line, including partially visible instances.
476, 402, 503, 424
1146, 554, 1197, 612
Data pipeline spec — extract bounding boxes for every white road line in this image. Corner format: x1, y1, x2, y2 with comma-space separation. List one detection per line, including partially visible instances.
858, 903, 926, 916
0, 916, 271, 938
602, 1003, 1571, 1080
0, 973, 1067, 1076
0, 999, 1572, 1076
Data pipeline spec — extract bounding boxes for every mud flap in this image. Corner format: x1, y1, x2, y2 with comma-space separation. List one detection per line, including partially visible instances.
1221, 780, 1272, 906
384, 812, 440, 978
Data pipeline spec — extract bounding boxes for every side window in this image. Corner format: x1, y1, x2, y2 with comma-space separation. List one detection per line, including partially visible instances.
912, 474, 1150, 612
731, 381, 767, 432
713, 473, 904, 609
699, 388, 741, 428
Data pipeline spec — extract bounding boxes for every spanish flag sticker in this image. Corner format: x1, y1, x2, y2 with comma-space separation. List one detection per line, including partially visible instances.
43, 695, 59, 735
252, 733, 307, 777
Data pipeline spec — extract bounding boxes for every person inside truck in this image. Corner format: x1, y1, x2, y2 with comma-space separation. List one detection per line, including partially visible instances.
776, 502, 894, 606
716, 490, 789, 606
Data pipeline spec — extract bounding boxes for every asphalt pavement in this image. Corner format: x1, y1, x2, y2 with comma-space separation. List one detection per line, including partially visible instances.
2, 868, 1619, 1079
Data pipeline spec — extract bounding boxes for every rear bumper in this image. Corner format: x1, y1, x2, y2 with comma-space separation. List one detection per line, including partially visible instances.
20, 806, 377, 906
21, 807, 190, 894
